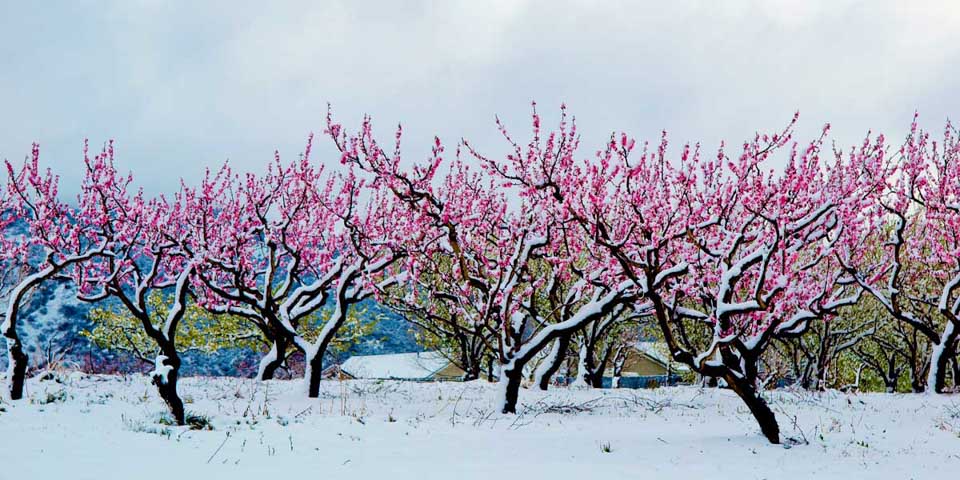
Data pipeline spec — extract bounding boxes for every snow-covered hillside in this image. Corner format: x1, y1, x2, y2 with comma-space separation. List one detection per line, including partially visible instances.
2, 374, 957, 479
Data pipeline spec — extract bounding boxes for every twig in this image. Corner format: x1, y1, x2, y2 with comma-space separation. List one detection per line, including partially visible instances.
206, 432, 231, 464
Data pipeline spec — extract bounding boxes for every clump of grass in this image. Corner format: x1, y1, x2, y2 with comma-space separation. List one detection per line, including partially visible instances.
37, 371, 61, 383
86, 392, 114, 406
186, 413, 214, 431
123, 414, 173, 438
34, 389, 68, 405
600, 441, 613, 453
155, 411, 215, 430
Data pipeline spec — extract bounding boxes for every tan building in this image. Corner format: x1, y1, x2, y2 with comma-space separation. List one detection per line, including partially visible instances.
608, 341, 688, 378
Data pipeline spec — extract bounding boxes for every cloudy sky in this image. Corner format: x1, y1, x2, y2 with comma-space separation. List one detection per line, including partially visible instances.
1, 0, 959, 198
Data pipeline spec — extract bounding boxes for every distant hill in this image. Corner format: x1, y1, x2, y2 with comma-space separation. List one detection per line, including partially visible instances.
0, 280, 421, 377
0, 216, 422, 377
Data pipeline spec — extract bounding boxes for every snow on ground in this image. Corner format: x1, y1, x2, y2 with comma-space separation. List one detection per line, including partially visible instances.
1, 373, 958, 480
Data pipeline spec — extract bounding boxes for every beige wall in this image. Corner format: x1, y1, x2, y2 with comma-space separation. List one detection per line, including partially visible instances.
618, 351, 669, 376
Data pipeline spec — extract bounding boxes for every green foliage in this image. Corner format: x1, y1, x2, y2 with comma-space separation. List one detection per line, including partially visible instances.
299, 305, 382, 360
84, 289, 381, 368
82, 292, 261, 361
379, 253, 495, 371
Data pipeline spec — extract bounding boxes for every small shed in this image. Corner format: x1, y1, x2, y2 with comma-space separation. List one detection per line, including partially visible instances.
619, 341, 688, 376
337, 351, 465, 381
604, 341, 688, 388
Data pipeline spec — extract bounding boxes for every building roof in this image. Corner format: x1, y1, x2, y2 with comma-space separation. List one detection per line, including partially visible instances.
635, 341, 690, 372
339, 351, 453, 380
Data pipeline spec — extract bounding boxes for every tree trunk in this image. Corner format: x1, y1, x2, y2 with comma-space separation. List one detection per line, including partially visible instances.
798, 358, 816, 390
4, 280, 39, 401
535, 333, 570, 390
586, 345, 611, 389
927, 322, 958, 394
951, 356, 960, 390
574, 340, 612, 389
585, 368, 604, 388
304, 319, 345, 398
302, 273, 361, 398
462, 345, 484, 381
883, 356, 900, 393
151, 350, 185, 426
574, 344, 590, 387
727, 375, 780, 444
305, 319, 349, 398
911, 375, 926, 393
305, 348, 325, 398
456, 338, 485, 382
258, 338, 288, 381
814, 357, 830, 391
883, 376, 898, 393
611, 349, 626, 389
4, 332, 28, 400
501, 366, 524, 414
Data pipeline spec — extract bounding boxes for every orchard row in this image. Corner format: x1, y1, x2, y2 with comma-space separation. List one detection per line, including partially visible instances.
2, 105, 958, 444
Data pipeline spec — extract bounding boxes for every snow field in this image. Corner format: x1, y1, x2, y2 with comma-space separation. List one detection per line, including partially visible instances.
1, 373, 958, 479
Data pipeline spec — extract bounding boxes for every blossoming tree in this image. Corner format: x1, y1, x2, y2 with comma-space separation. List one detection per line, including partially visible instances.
480, 105, 883, 443
70, 143, 199, 424
2, 143, 112, 400
329, 109, 641, 413
187, 140, 411, 397
842, 117, 960, 393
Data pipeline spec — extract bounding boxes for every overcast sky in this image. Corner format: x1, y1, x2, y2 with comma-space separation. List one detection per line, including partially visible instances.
2, 0, 959, 198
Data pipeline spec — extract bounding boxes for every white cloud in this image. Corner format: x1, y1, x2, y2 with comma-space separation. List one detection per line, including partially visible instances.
0, 0, 958, 198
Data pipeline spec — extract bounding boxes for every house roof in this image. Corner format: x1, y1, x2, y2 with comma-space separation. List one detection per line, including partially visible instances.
339, 351, 453, 380
635, 341, 690, 372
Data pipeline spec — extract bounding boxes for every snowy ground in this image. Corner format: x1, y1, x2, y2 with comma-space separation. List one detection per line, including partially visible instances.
1, 373, 958, 479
